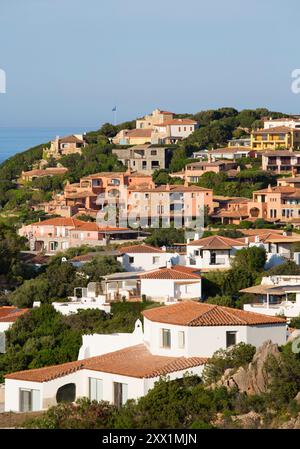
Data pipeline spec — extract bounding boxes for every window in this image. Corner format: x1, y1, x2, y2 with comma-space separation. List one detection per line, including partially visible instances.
178, 127, 181, 132
50, 241, 58, 251
151, 150, 157, 155
160, 328, 171, 348
152, 256, 160, 264
19, 389, 40, 412
142, 161, 147, 169
113, 382, 128, 408
89, 378, 103, 402
129, 256, 134, 263
178, 331, 185, 349
226, 331, 237, 348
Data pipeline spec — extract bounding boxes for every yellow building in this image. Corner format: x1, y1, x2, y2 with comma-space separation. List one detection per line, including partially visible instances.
251, 126, 300, 150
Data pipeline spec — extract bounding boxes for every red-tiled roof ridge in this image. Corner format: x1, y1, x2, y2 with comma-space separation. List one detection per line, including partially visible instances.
0, 306, 29, 322
5, 344, 208, 382
139, 265, 201, 280
142, 300, 286, 326
118, 244, 165, 254
188, 234, 245, 249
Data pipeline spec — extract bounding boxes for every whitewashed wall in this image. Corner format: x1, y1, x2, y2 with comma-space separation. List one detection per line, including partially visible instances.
143, 318, 287, 358
119, 252, 178, 272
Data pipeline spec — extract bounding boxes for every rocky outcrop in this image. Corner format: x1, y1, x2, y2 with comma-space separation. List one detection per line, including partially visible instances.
213, 411, 265, 429
214, 340, 281, 395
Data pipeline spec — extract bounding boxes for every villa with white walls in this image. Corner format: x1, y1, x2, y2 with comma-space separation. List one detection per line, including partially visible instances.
117, 244, 179, 272
186, 235, 247, 270
4, 301, 286, 413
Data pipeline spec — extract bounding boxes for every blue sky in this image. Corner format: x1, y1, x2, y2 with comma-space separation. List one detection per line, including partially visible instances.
1, 0, 300, 128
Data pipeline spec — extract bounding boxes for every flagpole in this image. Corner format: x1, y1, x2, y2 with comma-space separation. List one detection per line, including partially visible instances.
112, 106, 117, 126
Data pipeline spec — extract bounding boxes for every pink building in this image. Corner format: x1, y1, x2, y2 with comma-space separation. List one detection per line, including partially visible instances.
19, 217, 144, 253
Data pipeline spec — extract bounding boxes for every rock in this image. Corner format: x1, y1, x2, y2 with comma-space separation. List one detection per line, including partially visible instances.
278, 413, 300, 429
294, 391, 300, 405
233, 411, 264, 429
216, 340, 281, 395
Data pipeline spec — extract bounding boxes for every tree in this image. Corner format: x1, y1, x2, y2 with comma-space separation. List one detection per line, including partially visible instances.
266, 260, 300, 276
206, 295, 234, 307
152, 169, 171, 185
25, 398, 116, 429
98, 123, 118, 138
81, 256, 123, 282
9, 261, 87, 307
145, 228, 185, 247
264, 343, 300, 409
232, 247, 267, 272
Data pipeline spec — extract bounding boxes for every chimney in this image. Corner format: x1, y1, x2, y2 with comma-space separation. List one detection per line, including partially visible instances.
161, 245, 166, 252
245, 237, 249, 245
166, 259, 172, 268
254, 235, 260, 243
194, 232, 199, 240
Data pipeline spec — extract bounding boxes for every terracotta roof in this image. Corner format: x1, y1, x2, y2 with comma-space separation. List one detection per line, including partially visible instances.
238, 232, 300, 244
59, 135, 84, 143
263, 117, 299, 122
186, 160, 236, 169
0, 306, 28, 323
262, 151, 297, 157
30, 217, 83, 227
125, 129, 152, 138
253, 126, 293, 134
5, 344, 207, 382
29, 217, 129, 232
154, 119, 197, 126
188, 235, 246, 249
253, 186, 298, 194
140, 265, 201, 280
119, 244, 165, 254
142, 301, 287, 327
22, 167, 68, 177
129, 185, 212, 193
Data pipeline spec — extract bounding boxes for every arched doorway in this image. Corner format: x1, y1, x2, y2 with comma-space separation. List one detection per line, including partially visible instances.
249, 207, 260, 218
56, 383, 76, 404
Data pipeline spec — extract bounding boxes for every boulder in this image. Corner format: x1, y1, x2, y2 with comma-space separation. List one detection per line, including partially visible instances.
216, 340, 281, 395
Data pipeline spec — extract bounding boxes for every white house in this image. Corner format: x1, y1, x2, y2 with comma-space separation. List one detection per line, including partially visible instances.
242, 232, 300, 269
4, 301, 287, 413
117, 244, 179, 272
139, 264, 201, 303
152, 119, 197, 144
0, 307, 28, 353
186, 235, 247, 270
34, 282, 111, 316
102, 264, 201, 303
241, 275, 300, 319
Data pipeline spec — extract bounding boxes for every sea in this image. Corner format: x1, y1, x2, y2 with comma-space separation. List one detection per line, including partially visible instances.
0, 126, 96, 164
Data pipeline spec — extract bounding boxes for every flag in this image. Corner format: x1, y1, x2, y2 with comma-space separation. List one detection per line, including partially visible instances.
112, 106, 117, 112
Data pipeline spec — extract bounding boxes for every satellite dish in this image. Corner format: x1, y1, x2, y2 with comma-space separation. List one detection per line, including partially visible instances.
61, 257, 67, 263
